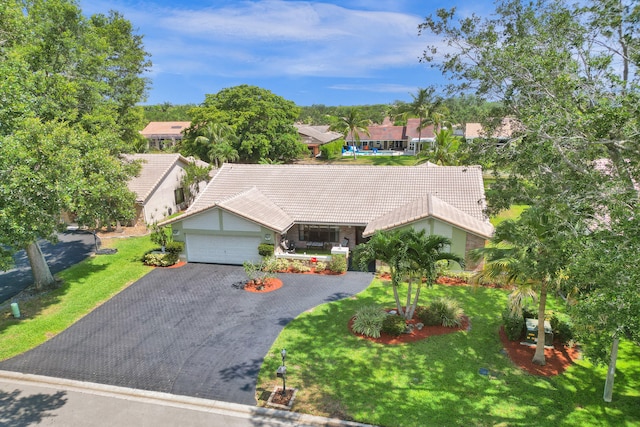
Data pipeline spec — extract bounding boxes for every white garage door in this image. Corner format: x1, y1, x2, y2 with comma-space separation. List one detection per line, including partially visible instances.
186, 234, 263, 265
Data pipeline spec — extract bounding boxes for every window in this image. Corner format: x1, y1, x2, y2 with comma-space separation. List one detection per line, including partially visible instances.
174, 188, 185, 205
298, 225, 339, 242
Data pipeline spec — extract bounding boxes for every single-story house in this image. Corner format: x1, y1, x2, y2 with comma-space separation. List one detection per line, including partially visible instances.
161, 164, 493, 268
464, 118, 519, 146
140, 121, 190, 150
124, 153, 210, 225
347, 118, 436, 153
294, 124, 343, 157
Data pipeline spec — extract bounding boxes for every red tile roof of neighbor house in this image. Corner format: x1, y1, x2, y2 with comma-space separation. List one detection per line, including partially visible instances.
140, 122, 191, 138
162, 164, 494, 239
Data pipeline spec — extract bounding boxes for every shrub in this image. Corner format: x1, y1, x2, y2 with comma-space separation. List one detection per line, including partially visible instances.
352, 305, 386, 338
415, 306, 442, 326
258, 243, 274, 257
143, 251, 178, 267
314, 261, 327, 271
290, 259, 311, 273
429, 297, 464, 327
550, 312, 574, 344
320, 139, 345, 160
165, 241, 184, 255
381, 314, 407, 336
502, 309, 525, 340
328, 254, 347, 273
262, 257, 289, 273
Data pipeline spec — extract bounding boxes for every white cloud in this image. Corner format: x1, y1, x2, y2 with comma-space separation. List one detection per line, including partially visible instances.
86, 0, 428, 79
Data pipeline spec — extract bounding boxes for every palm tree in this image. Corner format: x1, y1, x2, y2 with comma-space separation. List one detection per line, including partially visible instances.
471, 207, 569, 365
193, 123, 237, 167
416, 128, 461, 166
353, 228, 464, 320
352, 229, 410, 317
330, 108, 370, 159
407, 87, 443, 153
209, 141, 239, 167
404, 231, 464, 320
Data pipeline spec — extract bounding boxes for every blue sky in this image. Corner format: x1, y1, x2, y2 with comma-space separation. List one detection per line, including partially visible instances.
80, 0, 490, 106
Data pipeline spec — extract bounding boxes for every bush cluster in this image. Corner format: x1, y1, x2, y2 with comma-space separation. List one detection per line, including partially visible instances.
502, 309, 525, 340
262, 256, 290, 273
143, 251, 179, 267
352, 305, 387, 338
328, 254, 347, 273
381, 314, 407, 336
417, 297, 464, 327
319, 139, 345, 160
290, 259, 311, 273
550, 312, 574, 344
258, 243, 274, 257
165, 241, 184, 254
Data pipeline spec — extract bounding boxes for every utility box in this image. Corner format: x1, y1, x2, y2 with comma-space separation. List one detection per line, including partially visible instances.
525, 318, 553, 346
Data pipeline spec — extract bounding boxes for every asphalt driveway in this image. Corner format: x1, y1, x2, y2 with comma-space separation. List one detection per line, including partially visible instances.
0, 231, 96, 303
0, 264, 373, 405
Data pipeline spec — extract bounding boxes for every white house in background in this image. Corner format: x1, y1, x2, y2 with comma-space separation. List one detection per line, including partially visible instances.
161, 164, 493, 268
140, 121, 190, 150
124, 153, 210, 225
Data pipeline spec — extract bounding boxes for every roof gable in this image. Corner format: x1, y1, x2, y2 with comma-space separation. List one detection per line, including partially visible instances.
124, 153, 192, 203
218, 187, 294, 232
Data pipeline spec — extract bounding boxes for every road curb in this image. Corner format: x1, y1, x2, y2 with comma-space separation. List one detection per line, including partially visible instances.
0, 370, 374, 427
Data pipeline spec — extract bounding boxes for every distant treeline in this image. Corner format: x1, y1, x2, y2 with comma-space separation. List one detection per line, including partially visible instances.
142, 95, 499, 126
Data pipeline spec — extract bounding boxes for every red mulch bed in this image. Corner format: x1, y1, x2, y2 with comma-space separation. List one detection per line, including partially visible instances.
349, 314, 471, 345
277, 267, 344, 275
498, 326, 580, 376
244, 278, 283, 293
167, 261, 187, 269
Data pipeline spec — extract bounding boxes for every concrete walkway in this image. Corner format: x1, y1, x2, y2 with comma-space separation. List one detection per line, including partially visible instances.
0, 264, 373, 406
0, 370, 375, 427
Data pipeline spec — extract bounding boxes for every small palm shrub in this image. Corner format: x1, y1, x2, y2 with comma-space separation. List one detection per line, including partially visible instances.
415, 306, 442, 326
352, 305, 387, 338
381, 314, 406, 336
502, 309, 525, 340
328, 254, 347, 273
429, 297, 464, 327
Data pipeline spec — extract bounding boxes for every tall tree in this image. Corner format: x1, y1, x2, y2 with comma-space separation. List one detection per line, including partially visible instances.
417, 128, 461, 166
329, 108, 370, 159
471, 206, 570, 365
0, 0, 150, 289
420, 0, 640, 373
185, 85, 306, 163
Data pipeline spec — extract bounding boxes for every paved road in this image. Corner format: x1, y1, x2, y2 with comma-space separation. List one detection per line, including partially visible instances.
0, 371, 374, 427
0, 231, 96, 303
0, 264, 373, 406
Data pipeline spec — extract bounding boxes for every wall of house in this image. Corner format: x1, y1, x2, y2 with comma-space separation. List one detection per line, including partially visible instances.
464, 233, 487, 270
172, 209, 274, 243
404, 218, 467, 271
142, 164, 186, 224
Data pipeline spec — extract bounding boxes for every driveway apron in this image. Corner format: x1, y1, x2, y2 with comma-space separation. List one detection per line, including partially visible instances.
0, 264, 373, 405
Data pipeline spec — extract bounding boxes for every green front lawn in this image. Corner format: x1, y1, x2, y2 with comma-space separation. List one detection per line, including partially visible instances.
0, 236, 155, 361
257, 279, 640, 426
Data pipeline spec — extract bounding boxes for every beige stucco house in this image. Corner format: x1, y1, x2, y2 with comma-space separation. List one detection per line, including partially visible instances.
124, 153, 210, 225
161, 164, 493, 268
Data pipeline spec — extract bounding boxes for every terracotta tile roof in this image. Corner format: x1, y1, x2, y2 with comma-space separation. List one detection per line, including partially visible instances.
218, 187, 294, 232
363, 194, 494, 238
465, 118, 518, 139
123, 153, 193, 203
405, 118, 435, 140
295, 124, 342, 145
140, 122, 190, 138
163, 164, 492, 238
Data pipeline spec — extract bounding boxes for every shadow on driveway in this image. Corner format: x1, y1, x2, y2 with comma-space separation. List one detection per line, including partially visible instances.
0, 264, 373, 406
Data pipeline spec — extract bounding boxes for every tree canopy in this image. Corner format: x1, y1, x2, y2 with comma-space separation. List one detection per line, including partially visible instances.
184, 85, 306, 163
419, 0, 640, 369
0, 0, 150, 288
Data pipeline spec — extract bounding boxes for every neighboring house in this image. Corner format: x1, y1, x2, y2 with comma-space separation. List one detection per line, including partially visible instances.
347, 118, 436, 153
464, 118, 518, 145
140, 121, 190, 150
161, 164, 493, 268
294, 124, 343, 157
124, 153, 210, 225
